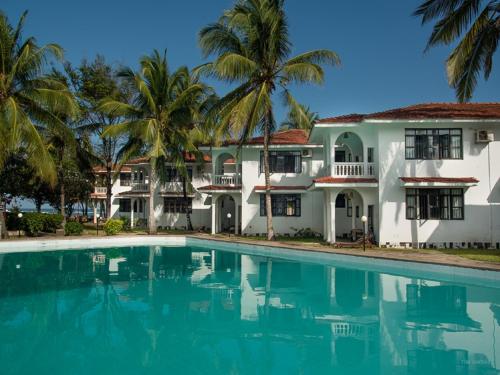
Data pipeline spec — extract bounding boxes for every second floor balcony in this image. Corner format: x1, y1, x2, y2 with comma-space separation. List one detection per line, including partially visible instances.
213, 173, 241, 186
333, 162, 376, 177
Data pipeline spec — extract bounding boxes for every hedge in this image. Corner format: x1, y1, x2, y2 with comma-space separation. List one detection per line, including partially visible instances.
104, 219, 124, 236
21, 213, 45, 236
64, 221, 83, 236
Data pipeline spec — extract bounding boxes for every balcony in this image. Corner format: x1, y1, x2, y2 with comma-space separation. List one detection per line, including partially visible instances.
131, 182, 149, 191
94, 187, 107, 194
333, 162, 375, 177
213, 173, 241, 186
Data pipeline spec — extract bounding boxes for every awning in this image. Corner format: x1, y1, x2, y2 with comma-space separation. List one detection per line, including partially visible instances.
399, 177, 479, 188
254, 185, 308, 194
308, 177, 378, 190
198, 185, 242, 193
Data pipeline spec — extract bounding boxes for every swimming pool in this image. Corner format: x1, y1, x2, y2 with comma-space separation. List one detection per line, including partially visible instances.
0, 237, 498, 374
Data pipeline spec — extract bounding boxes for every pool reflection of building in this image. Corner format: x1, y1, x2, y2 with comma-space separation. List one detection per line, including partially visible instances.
0, 248, 499, 374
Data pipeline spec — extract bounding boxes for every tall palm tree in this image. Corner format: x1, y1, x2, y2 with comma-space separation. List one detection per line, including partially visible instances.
199, 0, 339, 240
0, 11, 77, 238
280, 104, 319, 131
414, 0, 500, 102
99, 50, 211, 234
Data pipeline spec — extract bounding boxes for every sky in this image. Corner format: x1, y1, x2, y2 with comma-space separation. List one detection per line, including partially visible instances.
3, 0, 499, 123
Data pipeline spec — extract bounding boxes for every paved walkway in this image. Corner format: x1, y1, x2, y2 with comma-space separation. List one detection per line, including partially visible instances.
192, 233, 500, 272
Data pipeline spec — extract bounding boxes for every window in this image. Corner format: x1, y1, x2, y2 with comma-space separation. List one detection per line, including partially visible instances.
133, 200, 143, 213
163, 197, 192, 213
367, 148, 374, 163
405, 129, 462, 160
406, 188, 464, 220
355, 206, 360, 218
165, 167, 193, 182
347, 199, 352, 217
119, 199, 131, 213
260, 194, 301, 217
120, 173, 131, 186
335, 194, 346, 208
260, 151, 302, 173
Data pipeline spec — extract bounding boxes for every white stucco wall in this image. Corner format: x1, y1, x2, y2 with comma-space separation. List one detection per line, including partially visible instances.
377, 121, 500, 246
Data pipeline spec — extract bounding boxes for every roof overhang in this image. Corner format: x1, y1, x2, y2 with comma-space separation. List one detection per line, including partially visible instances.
254, 186, 308, 194
399, 177, 479, 188
308, 177, 378, 190
198, 185, 242, 194
117, 192, 150, 198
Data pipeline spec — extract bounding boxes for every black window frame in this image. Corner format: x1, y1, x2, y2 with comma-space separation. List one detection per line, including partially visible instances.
259, 151, 302, 174
120, 173, 131, 186
165, 166, 193, 182
163, 197, 193, 214
260, 194, 301, 217
406, 188, 464, 220
405, 128, 463, 160
119, 198, 131, 213
335, 193, 346, 208
347, 198, 352, 217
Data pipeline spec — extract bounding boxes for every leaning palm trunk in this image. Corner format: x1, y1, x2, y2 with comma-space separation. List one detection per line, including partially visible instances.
182, 176, 193, 231
105, 161, 113, 219
263, 119, 275, 241
148, 160, 157, 234
0, 199, 8, 239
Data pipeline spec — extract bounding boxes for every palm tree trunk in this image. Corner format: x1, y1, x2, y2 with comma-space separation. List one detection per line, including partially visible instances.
0, 198, 9, 239
182, 176, 193, 231
148, 160, 157, 235
263, 116, 275, 241
105, 160, 112, 219
60, 173, 66, 227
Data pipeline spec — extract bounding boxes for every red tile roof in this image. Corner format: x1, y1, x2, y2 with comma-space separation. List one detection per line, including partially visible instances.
93, 166, 131, 174
125, 152, 211, 165
317, 103, 500, 124
198, 185, 242, 191
400, 177, 479, 183
313, 177, 378, 184
254, 185, 307, 191
224, 129, 310, 146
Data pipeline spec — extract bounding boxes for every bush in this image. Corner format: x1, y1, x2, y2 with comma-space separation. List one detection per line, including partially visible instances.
104, 219, 124, 236
64, 221, 83, 236
42, 214, 64, 233
119, 216, 131, 231
292, 227, 321, 238
21, 213, 45, 236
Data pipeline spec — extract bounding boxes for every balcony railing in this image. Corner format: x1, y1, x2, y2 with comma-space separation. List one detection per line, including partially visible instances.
131, 182, 149, 191
94, 187, 107, 194
333, 162, 376, 177
213, 173, 241, 186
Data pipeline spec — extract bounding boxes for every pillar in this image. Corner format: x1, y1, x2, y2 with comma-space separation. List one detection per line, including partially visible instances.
93, 200, 97, 224
323, 190, 329, 241
211, 195, 217, 235
234, 196, 239, 235
130, 198, 135, 229
329, 190, 336, 243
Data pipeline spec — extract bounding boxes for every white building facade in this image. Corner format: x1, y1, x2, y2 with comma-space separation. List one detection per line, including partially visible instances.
92, 103, 500, 249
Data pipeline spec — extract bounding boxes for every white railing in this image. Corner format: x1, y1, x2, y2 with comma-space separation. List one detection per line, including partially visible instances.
213, 174, 241, 186
333, 162, 375, 177
94, 187, 107, 194
131, 182, 149, 191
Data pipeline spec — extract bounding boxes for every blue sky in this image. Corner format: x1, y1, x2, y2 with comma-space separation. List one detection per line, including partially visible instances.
3, 0, 499, 121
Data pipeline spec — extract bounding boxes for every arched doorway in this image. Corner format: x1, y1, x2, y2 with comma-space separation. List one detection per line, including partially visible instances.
334, 189, 364, 241
335, 132, 364, 163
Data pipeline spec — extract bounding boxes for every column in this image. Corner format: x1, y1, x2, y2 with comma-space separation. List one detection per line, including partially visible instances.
211, 195, 216, 234
92, 200, 97, 224
130, 198, 135, 229
323, 190, 329, 241
329, 189, 336, 243
234, 196, 239, 235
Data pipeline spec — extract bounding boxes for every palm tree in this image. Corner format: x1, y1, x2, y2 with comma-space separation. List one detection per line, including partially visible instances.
414, 0, 500, 102
99, 50, 211, 234
199, 0, 339, 240
280, 104, 319, 131
0, 11, 77, 238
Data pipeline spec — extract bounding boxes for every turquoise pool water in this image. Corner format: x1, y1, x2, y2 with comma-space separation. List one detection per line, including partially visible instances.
0, 244, 498, 374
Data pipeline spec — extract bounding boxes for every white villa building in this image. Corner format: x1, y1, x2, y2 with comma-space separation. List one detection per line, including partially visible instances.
91, 103, 500, 249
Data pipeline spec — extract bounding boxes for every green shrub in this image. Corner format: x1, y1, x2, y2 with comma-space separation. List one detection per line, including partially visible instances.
64, 221, 83, 236
42, 214, 64, 233
21, 213, 44, 236
119, 216, 131, 231
104, 219, 124, 236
